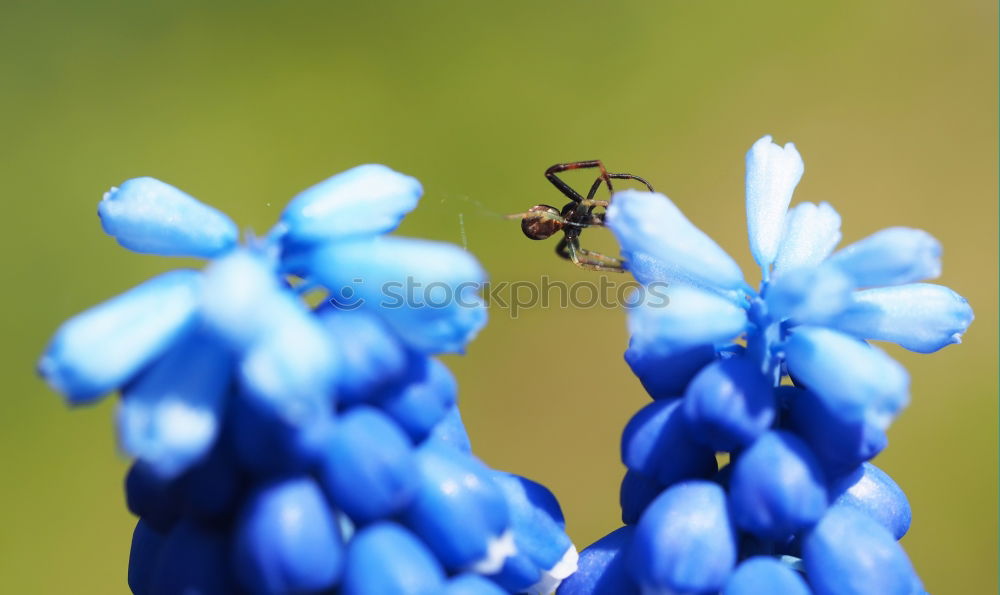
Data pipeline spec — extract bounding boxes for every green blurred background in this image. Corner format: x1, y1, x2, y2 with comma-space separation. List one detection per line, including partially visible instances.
2, 1, 996, 592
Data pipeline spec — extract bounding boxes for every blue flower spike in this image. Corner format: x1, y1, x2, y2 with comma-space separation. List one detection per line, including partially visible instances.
584, 135, 972, 592
41, 165, 576, 594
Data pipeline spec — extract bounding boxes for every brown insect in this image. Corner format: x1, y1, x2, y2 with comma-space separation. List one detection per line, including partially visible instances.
512, 161, 654, 272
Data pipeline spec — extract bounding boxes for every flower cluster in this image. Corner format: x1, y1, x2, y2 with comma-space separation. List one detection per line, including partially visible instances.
39, 167, 577, 594
559, 136, 973, 594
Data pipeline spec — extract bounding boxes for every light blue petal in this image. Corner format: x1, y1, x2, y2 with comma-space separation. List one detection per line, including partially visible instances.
38, 270, 201, 404
628, 481, 737, 593
300, 236, 488, 354
239, 297, 339, 424
342, 523, 447, 595
723, 557, 810, 595
764, 263, 853, 325
773, 201, 842, 274
404, 443, 511, 572
607, 190, 746, 291
830, 283, 974, 353
425, 405, 474, 454
99, 177, 238, 258
556, 526, 639, 595
803, 507, 923, 595
827, 227, 941, 287
830, 463, 911, 540
199, 249, 287, 350
233, 477, 344, 593
117, 330, 231, 479
280, 164, 422, 243
728, 431, 828, 539
745, 135, 804, 275
784, 327, 909, 431
627, 285, 748, 353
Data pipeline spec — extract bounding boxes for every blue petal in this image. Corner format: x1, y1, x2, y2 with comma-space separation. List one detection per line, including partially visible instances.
557, 526, 639, 595
745, 135, 805, 275
300, 236, 487, 354
199, 249, 288, 350
682, 357, 776, 451
773, 201, 842, 274
624, 341, 716, 400
830, 463, 911, 540
180, 438, 245, 523
723, 557, 810, 595
229, 390, 335, 476
764, 263, 853, 325
117, 330, 231, 479
784, 385, 888, 475
785, 327, 910, 432
38, 269, 201, 404
318, 308, 411, 404
803, 507, 922, 595
149, 522, 234, 595
279, 164, 422, 244
99, 177, 238, 258
444, 574, 508, 595
627, 285, 748, 353
621, 399, 718, 486
830, 283, 974, 353
233, 477, 344, 593
239, 297, 339, 424
377, 356, 458, 442
128, 520, 164, 595
490, 473, 576, 593
342, 522, 447, 595
317, 405, 418, 524
827, 227, 941, 287
404, 444, 511, 572
607, 190, 746, 291
728, 431, 828, 539
425, 404, 474, 454
125, 461, 184, 532
628, 481, 737, 593
620, 470, 663, 525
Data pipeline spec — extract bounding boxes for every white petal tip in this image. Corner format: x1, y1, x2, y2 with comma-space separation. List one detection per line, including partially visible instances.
468, 529, 517, 575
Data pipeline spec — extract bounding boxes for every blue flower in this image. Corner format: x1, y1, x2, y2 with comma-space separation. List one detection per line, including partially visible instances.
562, 136, 971, 594
39, 166, 576, 593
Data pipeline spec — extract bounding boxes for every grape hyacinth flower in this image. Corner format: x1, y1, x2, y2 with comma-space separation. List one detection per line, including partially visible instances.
560, 136, 973, 594
39, 166, 577, 594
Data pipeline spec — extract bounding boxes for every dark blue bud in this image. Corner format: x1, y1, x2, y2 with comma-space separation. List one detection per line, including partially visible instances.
128, 520, 164, 595
342, 522, 447, 595
557, 526, 639, 595
229, 391, 334, 476
624, 340, 716, 399
124, 461, 183, 533
378, 356, 458, 443
683, 357, 775, 451
317, 405, 418, 524
233, 477, 344, 594
722, 556, 809, 595
621, 399, 718, 486
628, 481, 737, 593
619, 470, 663, 525
444, 573, 508, 595
149, 522, 233, 595
319, 308, 411, 404
729, 431, 827, 539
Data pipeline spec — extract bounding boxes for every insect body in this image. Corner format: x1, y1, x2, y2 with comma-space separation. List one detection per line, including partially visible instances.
516, 160, 654, 272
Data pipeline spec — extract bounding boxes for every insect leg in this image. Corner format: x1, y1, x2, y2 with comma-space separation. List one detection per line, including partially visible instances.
545, 160, 612, 203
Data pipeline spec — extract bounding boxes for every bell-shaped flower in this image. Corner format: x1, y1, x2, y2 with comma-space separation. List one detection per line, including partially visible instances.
722, 556, 810, 595
403, 443, 512, 572
38, 269, 201, 403
556, 526, 639, 595
341, 522, 447, 595
317, 405, 419, 524
99, 177, 238, 258
279, 164, 422, 244
117, 329, 231, 479
233, 477, 345, 593
628, 481, 737, 593
745, 135, 804, 275
803, 506, 922, 595
728, 431, 828, 539
829, 463, 911, 540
